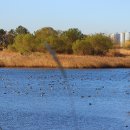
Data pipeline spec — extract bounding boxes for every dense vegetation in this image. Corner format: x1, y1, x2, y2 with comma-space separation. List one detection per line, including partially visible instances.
0, 26, 113, 55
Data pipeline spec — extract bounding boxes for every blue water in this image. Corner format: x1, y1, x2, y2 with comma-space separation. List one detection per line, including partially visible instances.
0, 68, 130, 130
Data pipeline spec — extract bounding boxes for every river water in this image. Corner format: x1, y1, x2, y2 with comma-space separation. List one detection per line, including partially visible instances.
0, 68, 130, 130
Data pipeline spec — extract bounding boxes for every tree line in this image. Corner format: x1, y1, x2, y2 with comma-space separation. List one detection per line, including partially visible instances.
0, 26, 113, 55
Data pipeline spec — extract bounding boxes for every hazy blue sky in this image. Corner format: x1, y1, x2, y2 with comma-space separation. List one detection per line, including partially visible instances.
1, 0, 130, 34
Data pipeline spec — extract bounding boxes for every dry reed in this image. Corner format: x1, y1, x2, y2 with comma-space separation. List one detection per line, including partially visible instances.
0, 50, 130, 68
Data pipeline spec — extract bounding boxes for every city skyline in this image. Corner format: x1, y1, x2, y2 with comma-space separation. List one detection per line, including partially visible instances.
1, 0, 130, 34
110, 32, 130, 47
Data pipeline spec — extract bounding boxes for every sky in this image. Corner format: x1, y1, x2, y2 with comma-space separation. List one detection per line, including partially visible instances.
1, 0, 130, 34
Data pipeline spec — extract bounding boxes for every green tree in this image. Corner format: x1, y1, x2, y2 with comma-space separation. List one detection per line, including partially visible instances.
0, 29, 7, 48
9, 29, 16, 36
72, 39, 92, 55
61, 28, 83, 43
15, 26, 29, 35
35, 27, 59, 52
5, 29, 16, 46
60, 28, 83, 53
0, 29, 6, 36
13, 34, 35, 53
73, 34, 113, 55
6, 34, 14, 46
86, 34, 113, 55
35, 27, 58, 43
50, 38, 66, 53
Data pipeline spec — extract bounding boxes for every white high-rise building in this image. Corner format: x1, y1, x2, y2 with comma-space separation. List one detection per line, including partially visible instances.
110, 32, 130, 47
110, 33, 120, 43
120, 32, 125, 47
125, 32, 130, 41
115, 33, 120, 43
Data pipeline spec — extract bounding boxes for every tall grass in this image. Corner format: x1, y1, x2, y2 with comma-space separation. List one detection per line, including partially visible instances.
0, 50, 130, 68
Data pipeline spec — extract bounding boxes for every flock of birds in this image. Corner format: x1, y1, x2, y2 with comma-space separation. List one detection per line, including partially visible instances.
0, 71, 130, 129
1, 73, 130, 106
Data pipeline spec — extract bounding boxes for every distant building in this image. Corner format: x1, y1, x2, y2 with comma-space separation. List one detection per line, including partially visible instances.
125, 32, 130, 41
110, 33, 115, 41
120, 32, 125, 47
110, 32, 130, 47
110, 33, 120, 44
115, 33, 120, 43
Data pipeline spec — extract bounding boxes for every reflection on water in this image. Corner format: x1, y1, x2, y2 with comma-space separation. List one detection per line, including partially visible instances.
0, 68, 130, 130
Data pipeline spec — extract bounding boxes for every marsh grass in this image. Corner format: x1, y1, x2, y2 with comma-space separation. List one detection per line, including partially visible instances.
0, 50, 130, 68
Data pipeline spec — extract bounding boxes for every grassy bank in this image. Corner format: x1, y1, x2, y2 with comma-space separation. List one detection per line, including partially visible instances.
0, 50, 130, 68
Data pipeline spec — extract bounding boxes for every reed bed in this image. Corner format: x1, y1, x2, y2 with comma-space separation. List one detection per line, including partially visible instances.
0, 51, 130, 68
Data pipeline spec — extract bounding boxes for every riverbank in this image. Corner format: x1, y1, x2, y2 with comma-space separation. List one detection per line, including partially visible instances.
0, 50, 130, 68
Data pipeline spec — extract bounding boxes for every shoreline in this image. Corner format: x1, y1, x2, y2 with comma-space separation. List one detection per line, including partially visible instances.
1, 67, 130, 70
0, 51, 130, 69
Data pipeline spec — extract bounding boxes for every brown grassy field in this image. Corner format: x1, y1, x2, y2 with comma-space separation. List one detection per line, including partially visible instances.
0, 49, 130, 68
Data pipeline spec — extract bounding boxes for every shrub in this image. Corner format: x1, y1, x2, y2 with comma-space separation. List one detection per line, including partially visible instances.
86, 34, 113, 55
8, 44, 17, 52
73, 34, 113, 55
72, 40, 93, 55
124, 41, 130, 49
13, 34, 36, 53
